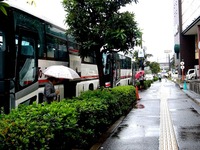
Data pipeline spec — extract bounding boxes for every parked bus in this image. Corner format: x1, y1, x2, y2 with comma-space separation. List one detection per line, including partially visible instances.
102, 51, 132, 88
0, 1, 132, 114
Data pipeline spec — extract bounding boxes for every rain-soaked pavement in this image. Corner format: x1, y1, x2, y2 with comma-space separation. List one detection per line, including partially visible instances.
93, 79, 200, 150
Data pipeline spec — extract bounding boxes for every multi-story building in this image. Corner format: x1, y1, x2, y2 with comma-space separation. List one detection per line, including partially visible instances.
173, 0, 200, 75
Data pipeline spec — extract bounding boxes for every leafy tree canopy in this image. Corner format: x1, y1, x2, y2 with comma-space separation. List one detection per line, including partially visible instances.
0, 1, 9, 15
62, 0, 142, 87
63, 0, 142, 58
149, 61, 160, 74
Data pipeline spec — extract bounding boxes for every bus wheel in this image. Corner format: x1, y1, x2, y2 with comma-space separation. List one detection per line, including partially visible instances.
89, 84, 94, 90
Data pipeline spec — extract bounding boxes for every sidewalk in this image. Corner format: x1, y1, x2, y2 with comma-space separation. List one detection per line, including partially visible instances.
91, 79, 200, 150
176, 81, 200, 106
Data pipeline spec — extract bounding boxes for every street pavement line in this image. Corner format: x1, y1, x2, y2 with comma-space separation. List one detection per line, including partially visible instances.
159, 84, 178, 150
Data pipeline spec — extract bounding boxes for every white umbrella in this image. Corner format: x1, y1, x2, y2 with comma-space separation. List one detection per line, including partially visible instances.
43, 65, 80, 79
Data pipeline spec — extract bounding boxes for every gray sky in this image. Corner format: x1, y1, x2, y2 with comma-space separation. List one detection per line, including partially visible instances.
24, 0, 174, 63
121, 0, 174, 62
51, 0, 175, 63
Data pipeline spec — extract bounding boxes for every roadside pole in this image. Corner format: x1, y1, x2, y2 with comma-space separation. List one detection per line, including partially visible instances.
180, 60, 185, 81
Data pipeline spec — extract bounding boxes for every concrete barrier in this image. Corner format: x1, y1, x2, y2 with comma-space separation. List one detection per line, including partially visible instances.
188, 80, 200, 94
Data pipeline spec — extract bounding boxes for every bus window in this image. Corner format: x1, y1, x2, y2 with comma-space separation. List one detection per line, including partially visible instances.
17, 35, 37, 88
58, 42, 68, 61
120, 55, 131, 69
68, 41, 79, 55
47, 43, 55, 58
46, 35, 68, 61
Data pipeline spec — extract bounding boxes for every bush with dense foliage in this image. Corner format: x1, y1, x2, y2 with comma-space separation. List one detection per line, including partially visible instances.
0, 85, 136, 149
144, 80, 152, 89
135, 76, 158, 90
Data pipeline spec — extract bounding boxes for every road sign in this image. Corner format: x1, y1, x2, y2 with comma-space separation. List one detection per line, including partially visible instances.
180, 66, 185, 70
164, 50, 172, 53
180, 61, 184, 66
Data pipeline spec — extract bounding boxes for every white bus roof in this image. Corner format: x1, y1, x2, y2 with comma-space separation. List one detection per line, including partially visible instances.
4, 0, 67, 30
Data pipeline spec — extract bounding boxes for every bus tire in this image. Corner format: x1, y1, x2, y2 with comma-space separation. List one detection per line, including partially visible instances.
89, 84, 94, 90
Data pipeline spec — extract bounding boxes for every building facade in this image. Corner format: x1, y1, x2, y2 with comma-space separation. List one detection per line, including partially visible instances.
173, 0, 200, 75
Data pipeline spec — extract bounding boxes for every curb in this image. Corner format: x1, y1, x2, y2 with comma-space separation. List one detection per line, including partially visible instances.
176, 82, 200, 106
90, 116, 125, 150
182, 90, 200, 106
174, 81, 200, 106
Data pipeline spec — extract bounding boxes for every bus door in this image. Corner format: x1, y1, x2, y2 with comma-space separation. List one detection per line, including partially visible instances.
113, 53, 120, 86
102, 52, 120, 87
14, 28, 38, 108
102, 51, 111, 87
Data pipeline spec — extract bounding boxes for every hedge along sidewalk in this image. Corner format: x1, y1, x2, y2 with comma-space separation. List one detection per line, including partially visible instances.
0, 85, 137, 150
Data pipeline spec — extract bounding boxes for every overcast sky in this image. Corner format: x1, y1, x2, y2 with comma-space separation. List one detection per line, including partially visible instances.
121, 0, 174, 62
52, 0, 174, 63
25, 0, 174, 63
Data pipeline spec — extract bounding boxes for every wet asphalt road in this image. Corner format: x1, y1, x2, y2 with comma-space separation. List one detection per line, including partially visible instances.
98, 79, 200, 150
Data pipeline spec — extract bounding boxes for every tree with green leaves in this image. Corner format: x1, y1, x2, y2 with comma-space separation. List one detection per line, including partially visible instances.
149, 61, 160, 74
0, 1, 9, 15
133, 50, 153, 70
62, 0, 142, 87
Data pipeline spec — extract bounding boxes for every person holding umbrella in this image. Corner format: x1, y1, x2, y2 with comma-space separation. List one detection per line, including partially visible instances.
139, 72, 144, 90
44, 77, 60, 104
43, 65, 80, 102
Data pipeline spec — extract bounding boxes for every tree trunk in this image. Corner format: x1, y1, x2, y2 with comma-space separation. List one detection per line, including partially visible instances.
95, 49, 105, 87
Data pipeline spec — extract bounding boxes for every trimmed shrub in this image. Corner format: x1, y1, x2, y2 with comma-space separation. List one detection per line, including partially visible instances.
144, 80, 152, 89
0, 102, 79, 149
0, 85, 136, 149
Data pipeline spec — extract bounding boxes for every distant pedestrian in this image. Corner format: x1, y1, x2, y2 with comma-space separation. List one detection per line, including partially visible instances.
44, 77, 60, 104
139, 73, 144, 89
158, 74, 162, 82
164, 75, 167, 82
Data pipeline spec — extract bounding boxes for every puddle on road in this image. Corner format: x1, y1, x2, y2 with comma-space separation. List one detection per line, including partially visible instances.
134, 102, 145, 109
190, 108, 198, 114
171, 107, 200, 115
111, 124, 128, 138
178, 125, 200, 141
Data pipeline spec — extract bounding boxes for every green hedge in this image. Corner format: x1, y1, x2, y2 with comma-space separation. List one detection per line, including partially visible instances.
0, 85, 136, 149
144, 80, 152, 89
135, 80, 152, 90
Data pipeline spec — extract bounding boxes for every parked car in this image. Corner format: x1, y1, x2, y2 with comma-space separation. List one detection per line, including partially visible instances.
145, 74, 153, 80
162, 72, 169, 78
186, 65, 199, 80
171, 71, 178, 79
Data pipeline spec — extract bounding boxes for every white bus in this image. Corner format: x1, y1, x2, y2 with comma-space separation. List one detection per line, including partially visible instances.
0, 1, 132, 114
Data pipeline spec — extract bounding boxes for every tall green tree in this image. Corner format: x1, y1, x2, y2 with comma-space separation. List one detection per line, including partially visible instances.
149, 61, 160, 74
63, 0, 142, 87
0, 1, 9, 15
